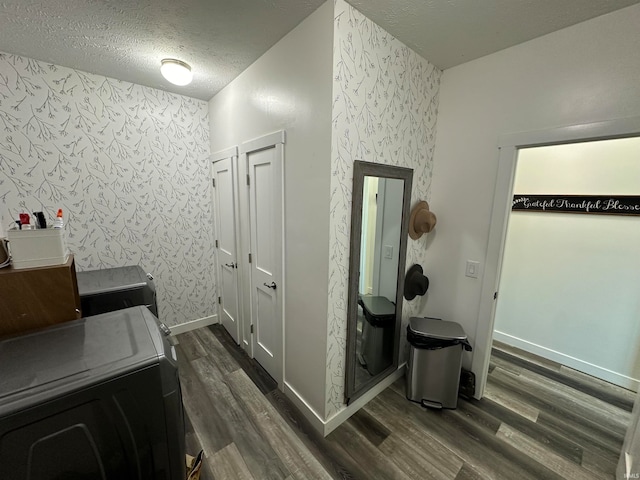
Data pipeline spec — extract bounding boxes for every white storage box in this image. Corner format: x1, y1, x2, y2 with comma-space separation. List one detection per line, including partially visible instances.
7, 228, 68, 269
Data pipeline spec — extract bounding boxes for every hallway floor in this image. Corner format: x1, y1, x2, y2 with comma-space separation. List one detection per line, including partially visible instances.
177, 326, 634, 479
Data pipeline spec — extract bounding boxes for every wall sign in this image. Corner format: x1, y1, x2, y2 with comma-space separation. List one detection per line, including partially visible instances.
512, 195, 640, 216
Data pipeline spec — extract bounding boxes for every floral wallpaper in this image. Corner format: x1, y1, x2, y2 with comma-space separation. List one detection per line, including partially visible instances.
326, 0, 441, 417
0, 52, 214, 326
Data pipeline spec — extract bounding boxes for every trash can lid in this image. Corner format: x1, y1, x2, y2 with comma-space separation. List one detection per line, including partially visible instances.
408, 317, 467, 340
360, 295, 395, 317
359, 295, 396, 326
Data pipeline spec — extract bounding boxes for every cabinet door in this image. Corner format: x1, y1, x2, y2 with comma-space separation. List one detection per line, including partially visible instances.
0, 255, 81, 336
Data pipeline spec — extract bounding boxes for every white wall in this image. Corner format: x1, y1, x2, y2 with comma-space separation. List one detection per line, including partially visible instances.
0, 52, 212, 327
426, 3, 640, 391
494, 138, 640, 390
361, 177, 378, 295
208, 1, 334, 419
374, 178, 404, 302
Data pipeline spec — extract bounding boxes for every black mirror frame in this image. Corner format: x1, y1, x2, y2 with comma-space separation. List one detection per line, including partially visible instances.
344, 160, 413, 405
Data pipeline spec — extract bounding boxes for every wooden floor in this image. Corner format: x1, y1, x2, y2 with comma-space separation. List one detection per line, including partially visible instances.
177, 326, 635, 479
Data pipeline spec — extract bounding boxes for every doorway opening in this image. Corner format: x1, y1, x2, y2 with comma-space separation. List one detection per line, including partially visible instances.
493, 137, 640, 391
473, 116, 640, 398
473, 116, 640, 478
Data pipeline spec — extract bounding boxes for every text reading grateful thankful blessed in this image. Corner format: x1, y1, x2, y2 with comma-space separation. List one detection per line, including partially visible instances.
512, 195, 640, 216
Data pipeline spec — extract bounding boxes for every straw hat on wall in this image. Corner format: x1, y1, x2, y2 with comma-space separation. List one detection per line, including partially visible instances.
409, 201, 437, 240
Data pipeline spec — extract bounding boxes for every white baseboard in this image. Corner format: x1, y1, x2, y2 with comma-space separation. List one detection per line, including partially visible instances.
284, 365, 405, 437
323, 365, 405, 436
169, 315, 218, 336
283, 382, 326, 435
493, 331, 640, 391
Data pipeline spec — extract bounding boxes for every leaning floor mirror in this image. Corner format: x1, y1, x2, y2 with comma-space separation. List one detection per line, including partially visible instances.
345, 160, 413, 404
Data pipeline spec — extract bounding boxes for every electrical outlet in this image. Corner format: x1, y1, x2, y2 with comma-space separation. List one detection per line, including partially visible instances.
465, 260, 480, 278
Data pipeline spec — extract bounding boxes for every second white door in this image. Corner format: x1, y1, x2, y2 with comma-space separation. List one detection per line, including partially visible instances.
245, 135, 284, 384
212, 152, 240, 344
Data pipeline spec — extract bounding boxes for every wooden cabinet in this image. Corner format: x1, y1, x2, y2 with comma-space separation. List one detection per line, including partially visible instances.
0, 255, 81, 337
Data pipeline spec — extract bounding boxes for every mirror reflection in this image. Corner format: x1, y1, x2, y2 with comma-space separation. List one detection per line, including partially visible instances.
345, 160, 413, 405
354, 176, 405, 390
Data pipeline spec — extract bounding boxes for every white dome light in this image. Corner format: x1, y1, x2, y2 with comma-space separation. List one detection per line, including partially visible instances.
160, 59, 193, 86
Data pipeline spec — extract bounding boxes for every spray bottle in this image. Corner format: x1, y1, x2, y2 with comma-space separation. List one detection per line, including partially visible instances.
53, 209, 64, 228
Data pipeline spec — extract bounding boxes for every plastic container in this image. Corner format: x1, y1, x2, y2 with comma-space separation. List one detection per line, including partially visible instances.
406, 317, 472, 409
7, 227, 68, 269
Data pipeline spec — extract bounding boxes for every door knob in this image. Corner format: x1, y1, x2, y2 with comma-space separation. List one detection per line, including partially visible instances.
263, 282, 277, 290
224, 262, 237, 268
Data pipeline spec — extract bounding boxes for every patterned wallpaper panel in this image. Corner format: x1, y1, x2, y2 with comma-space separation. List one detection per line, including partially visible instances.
326, 0, 441, 417
0, 53, 214, 326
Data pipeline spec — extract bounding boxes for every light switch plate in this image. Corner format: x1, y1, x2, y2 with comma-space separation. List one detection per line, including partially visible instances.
465, 260, 480, 278
383, 245, 393, 259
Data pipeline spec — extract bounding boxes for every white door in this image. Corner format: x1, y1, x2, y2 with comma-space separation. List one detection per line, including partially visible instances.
245, 134, 284, 383
619, 388, 640, 478
212, 149, 240, 344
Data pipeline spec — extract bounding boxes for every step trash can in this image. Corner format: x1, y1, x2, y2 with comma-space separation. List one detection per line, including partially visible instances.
406, 317, 472, 409
359, 295, 396, 376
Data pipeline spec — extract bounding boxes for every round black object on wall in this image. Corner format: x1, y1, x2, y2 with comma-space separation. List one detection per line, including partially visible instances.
404, 264, 429, 301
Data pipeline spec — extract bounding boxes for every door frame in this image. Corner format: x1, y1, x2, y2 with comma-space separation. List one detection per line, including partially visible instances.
473, 115, 640, 399
240, 130, 286, 386
211, 146, 242, 343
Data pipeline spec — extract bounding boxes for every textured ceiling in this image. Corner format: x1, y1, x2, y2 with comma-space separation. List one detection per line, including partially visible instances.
0, 0, 637, 101
0, 0, 325, 101
347, 0, 640, 69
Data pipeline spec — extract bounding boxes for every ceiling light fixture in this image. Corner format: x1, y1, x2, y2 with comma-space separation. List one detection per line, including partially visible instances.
160, 58, 193, 86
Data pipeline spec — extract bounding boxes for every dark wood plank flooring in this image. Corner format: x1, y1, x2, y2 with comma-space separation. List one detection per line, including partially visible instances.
177, 326, 633, 479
